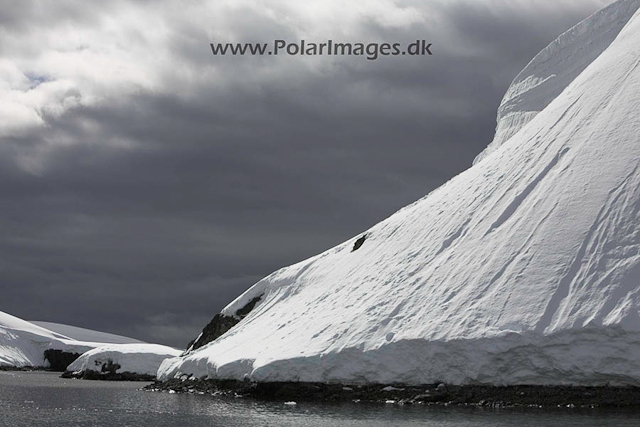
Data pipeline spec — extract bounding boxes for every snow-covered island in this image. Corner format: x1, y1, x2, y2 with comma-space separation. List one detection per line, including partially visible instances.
0, 310, 180, 379
157, 0, 640, 388
64, 344, 182, 381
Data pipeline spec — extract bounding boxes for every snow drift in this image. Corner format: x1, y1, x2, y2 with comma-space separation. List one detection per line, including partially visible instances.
159, 0, 640, 386
474, 0, 640, 164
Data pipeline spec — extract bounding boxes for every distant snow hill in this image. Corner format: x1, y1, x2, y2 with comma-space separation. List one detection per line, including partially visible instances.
0, 312, 165, 372
1, 311, 180, 376
1, 310, 92, 368
159, 0, 640, 386
30, 321, 144, 345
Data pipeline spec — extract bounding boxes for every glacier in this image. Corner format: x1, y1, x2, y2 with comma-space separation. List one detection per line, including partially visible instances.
159, 0, 640, 386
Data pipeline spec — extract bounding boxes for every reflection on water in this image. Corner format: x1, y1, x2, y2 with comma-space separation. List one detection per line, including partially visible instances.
1, 371, 640, 427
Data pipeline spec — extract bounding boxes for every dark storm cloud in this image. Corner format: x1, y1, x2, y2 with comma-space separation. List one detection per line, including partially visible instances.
0, 0, 613, 347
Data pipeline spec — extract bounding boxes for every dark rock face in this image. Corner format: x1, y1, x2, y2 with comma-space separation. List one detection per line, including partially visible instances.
235, 295, 262, 317
186, 314, 239, 353
352, 235, 366, 252
43, 349, 81, 372
186, 295, 263, 353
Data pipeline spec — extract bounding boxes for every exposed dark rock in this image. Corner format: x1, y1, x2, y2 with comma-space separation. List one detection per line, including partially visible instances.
185, 294, 263, 353
43, 349, 81, 372
0, 366, 39, 371
235, 296, 262, 318
145, 379, 640, 408
61, 357, 154, 381
185, 314, 239, 353
62, 369, 155, 381
352, 235, 366, 252
100, 359, 121, 374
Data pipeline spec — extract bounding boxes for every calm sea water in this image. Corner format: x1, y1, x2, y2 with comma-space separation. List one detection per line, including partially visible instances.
2, 371, 640, 427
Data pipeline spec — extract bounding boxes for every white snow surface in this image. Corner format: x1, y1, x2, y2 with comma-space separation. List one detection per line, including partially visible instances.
159, 1, 640, 386
67, 344, 181, 376
31, 321, 144, 345
473, 0, 640, 164
1, 310, 91, 367
0, 311, 143, 368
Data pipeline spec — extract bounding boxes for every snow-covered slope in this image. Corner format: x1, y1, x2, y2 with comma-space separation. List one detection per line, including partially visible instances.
1, 311, 175, 376
474, 0, 640, 164
159, 0, 640, 386
0, 310, 142, 369
31, 321, 144, 345
67, 344, 181, 377
1, 311, 89, 367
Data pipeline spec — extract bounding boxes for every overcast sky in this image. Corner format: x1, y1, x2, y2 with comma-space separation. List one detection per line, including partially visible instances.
0, 0, 614, 348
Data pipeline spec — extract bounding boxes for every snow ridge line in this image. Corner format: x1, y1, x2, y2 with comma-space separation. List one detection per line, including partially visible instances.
486, 147, 569, 235
535, 162, 640, 334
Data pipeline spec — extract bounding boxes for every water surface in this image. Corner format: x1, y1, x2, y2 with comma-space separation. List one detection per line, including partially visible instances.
1, 371, 639, 426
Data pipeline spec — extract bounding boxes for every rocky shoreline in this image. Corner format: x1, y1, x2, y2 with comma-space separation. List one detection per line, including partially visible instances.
0, 365, 153, 381
144, 378, 640, 408
61, 370, 156, 381
0, 366, 42, 372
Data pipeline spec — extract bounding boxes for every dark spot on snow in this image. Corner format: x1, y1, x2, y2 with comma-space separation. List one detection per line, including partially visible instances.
352, 235, 367, 252
100, 359, 121, 374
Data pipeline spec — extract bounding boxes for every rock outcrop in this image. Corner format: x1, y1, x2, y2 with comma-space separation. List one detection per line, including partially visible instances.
43, 349, 81, 372
185, 295, 263, 353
